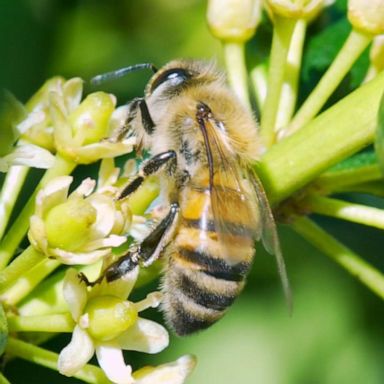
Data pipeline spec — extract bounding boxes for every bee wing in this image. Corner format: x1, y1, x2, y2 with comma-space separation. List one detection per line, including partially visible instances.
196, 112, 262, 265
196, 109, 291, 309
246, 167, 292, 311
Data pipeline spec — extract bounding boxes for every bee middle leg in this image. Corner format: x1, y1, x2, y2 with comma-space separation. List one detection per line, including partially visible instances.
119, 150, 177, 199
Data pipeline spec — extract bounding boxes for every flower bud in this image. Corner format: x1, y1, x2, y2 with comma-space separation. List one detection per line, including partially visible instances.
69, 92, 116, 145
85, 295, 138, 341
348, 0, 384, 35
265, 0, 331, 21
45, 197, 97, 251
207, 0, 261, 42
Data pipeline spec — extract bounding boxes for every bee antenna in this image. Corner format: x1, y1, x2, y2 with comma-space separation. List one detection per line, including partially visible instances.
91, 63, 158, 85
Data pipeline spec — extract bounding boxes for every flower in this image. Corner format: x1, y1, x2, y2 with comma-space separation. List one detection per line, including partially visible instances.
19, 77, 83, 152
0, 90, 55, 172
50, 89, 135, 164
58, 268, 173, 384
264, 0, 333, 21
28, 175, 129, 265
207, 0, 262, 42
348, 0, 384, 35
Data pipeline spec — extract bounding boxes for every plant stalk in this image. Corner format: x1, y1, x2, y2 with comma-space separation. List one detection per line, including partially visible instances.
292, 217, 384, 300
257, 70, 384, 205
260, 16, 296, 148
224, 42, 251, 110
286, 29, 372, 135
305, 195, 384, 230
0, 165, 29, 240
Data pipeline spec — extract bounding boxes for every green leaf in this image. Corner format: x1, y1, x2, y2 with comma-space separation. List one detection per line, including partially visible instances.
0, 303, 8, 357
374, 91, 384, 175
328, 150, 378, 172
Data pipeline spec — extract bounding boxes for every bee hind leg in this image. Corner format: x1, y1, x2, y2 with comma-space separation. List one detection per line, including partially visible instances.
82, 202, 179, 285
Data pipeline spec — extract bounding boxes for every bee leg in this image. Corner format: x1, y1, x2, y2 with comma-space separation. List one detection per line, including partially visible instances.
108, 97, 154, 141
119, 150, 177, 199
100, 202, 180, 283
138, 98, 155, 134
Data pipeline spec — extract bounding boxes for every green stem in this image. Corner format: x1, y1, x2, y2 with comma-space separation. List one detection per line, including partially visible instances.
286, 29, 372, 135
305, 195, 384, 230
335, 181, 384, 197
257, 70, 384, 205
1, 258, 60, 305
292, 217, 384, 300
223, 42, 251, 110
276, 19, 307, 133
0, 246, 44, 292
0, 165, 29, 240
18, 263, 100, 316
6, 337, 109, 384
0, 155, 76, 270
250, 63, 268, 111
8, 313, 74, 333
260, 16, 296, 148
315, 163, 382, 192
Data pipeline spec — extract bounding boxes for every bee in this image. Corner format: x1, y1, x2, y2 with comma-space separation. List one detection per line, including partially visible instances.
88, 60, 291, 335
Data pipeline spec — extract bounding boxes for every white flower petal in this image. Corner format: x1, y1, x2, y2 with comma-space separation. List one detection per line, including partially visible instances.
117, 318, 169, 354
63, 268, 88, 320
70, 177, 96, 198
28, 215, 48, 254
16, 110, 46, 134
0, 143, 55, 171
95, 342, 134, 384
75, 137, 136, 164
92, 266, 139, 300
58, 325, 94, 376
63, 77, 83, 113
98, 158, 119, 188
37, 176, 73, 217
51, 247, 111, 265
108, 105, 129, 135
81, 235, 126, 252
88, 194, 116, 238
134, 355, 196, 384
122, 159, 137, 178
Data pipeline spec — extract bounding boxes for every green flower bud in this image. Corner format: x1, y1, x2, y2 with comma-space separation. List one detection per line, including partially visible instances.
348, 0, 384, 35
45, 197, 97, 251
85, 295, 138, 341
207, 0, 261, 42
69, 92, 116, 146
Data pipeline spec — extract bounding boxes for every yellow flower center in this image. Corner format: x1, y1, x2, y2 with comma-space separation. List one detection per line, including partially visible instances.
85, 295, 138, 341
45, 198, 97, 251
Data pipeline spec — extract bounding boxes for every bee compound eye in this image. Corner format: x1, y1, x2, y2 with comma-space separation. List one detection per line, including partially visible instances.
150, 68, 191, 92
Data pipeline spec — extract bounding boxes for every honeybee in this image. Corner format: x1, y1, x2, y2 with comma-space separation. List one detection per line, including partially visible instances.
88, 60, 290, 335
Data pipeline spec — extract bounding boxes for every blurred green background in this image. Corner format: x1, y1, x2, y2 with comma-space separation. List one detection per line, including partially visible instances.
2, 0, 384, 383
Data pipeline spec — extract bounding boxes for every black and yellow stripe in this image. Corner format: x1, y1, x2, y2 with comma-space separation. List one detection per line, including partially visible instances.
162, 176, 256, 335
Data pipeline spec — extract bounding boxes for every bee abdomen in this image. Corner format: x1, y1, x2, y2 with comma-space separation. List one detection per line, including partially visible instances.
162, 246, 251, 335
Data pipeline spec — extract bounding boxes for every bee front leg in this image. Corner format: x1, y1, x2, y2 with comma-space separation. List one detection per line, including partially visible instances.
119, 150, 177, 199
86, 202, 179, 285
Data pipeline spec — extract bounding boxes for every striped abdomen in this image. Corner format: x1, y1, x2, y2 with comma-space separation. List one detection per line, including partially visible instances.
162, 172, 257, 335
